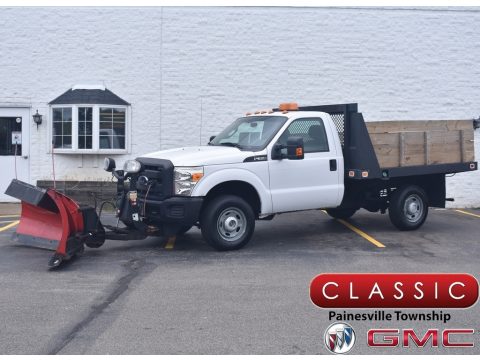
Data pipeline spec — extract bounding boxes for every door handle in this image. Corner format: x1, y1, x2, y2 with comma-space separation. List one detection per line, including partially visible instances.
329, 159, 337, 171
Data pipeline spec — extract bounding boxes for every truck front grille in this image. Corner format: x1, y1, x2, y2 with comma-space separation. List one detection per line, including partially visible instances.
136, 158, 174, 201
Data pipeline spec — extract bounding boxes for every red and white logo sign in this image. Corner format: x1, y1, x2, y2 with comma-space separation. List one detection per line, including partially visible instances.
310, 273, 479, 308
367, 328, 474, 348
324, 323, 356, 354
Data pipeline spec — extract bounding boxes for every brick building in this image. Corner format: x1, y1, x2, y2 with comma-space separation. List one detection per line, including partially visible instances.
0, 7, 478, 205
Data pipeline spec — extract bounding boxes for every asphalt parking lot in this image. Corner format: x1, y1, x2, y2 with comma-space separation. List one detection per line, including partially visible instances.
0, 205, 479, 355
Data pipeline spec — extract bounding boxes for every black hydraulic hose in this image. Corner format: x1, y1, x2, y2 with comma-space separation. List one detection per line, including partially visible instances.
95, 199, 117, 231
142, 183, 153, 217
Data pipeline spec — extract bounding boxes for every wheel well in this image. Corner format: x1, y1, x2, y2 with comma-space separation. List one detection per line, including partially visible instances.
203, 181, 261, 216
388, 174, 446, 208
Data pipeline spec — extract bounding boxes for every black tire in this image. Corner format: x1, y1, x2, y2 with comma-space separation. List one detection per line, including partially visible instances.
325, 208, 357, 220
176, 225, 192, 236
200, 195, 255, 251
389, 185, 428, 231
84, 223, 106, 248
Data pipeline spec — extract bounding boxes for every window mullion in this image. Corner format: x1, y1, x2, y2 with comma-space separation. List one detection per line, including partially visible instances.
93, 106, 99, 151
72, 105, 78, 150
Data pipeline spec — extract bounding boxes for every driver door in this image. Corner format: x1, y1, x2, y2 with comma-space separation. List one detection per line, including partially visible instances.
268, 117, 341, 213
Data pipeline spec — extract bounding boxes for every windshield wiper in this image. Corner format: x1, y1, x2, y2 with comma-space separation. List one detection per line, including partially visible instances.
217, 142, 244, 149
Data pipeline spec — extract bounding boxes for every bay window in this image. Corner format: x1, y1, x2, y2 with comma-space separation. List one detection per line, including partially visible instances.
50, 104, 129, 153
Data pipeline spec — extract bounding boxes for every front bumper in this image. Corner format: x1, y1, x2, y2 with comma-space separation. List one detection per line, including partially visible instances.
137, 196, 203, 227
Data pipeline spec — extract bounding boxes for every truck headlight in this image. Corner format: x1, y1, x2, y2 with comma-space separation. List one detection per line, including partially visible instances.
123, 160, 141, 173
174, 166, 204, 196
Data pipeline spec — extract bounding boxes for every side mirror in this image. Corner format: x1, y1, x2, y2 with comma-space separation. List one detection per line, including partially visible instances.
286, 136, 304, 160
104, 157, 116, 172
209, 135, 216, 142
271, 136, 304, 160
271, 143, 283, 160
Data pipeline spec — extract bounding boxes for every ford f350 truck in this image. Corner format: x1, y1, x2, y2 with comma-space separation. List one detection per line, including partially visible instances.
107, 102, 478, 248
6, 103, 479, 267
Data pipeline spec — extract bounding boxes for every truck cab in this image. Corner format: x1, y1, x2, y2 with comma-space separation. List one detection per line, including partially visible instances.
195, 108, 344, 214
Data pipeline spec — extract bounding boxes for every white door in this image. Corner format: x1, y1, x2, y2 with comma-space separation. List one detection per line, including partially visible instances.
0, 107, 30, 202
268, 117, 341, 213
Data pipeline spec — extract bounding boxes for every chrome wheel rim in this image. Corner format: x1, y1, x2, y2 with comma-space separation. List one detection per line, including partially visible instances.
217, 207, 247, 242
403, 194, 423, 223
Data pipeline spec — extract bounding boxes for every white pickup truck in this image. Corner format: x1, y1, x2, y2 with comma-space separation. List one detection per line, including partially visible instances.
94, 102, 477, 251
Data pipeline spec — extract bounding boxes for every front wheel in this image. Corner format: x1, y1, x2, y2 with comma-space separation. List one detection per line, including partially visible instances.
388, 185, 428, 231
200, 195, 255, 251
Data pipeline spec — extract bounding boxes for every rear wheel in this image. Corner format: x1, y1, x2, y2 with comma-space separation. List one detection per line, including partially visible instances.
200, 195, 255, 251
325, 208, 357, 220
389, 185, 428, 231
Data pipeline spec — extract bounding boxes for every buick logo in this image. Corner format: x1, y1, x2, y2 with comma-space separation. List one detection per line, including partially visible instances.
324, 322, 356, 354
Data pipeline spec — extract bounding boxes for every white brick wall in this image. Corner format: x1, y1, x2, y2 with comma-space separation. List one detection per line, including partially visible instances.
0, 7, 478, 206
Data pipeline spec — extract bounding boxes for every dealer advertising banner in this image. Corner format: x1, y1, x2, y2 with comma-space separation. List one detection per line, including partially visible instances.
311, 273, 478, 354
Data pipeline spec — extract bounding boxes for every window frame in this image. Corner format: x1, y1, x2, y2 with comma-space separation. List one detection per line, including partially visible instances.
77, 106, 94, 150
52, 107, 73, 150
49, 104, 130, 154
277, 117, 330, 154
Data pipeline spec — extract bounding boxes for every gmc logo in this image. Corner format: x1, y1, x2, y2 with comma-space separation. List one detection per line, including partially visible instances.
368, 329, 475, 348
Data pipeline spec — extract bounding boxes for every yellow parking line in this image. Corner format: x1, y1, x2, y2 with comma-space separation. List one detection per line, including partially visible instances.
0, 214, 20, 218
336, 219, 386, 248
322, 210, 385, 248
455, 209, 480, 219
0, 220, 20, 232
165, 236, 176, 250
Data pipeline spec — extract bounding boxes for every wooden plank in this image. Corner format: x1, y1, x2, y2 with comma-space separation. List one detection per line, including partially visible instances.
399, 133, 405, 167
403, 132, 426, 166
369, 133, 400, 167
367, 120, 475, 168
424, 132, 430, 165
374, 155, 399, 168
464, 150, 475, 162
368, 133, 401, 144
430, 143, 462, 164
463, 130, 475, 162
366, 120, 473, 133
428, 131, 463, 141
460, 130, 465, 162
421, 130, 460, 164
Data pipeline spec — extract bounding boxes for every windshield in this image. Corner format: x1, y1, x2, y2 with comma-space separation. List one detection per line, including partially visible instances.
209, 116, 288, 151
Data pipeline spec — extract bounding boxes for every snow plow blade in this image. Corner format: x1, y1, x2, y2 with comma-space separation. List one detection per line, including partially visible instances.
4, 179, 105, 268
